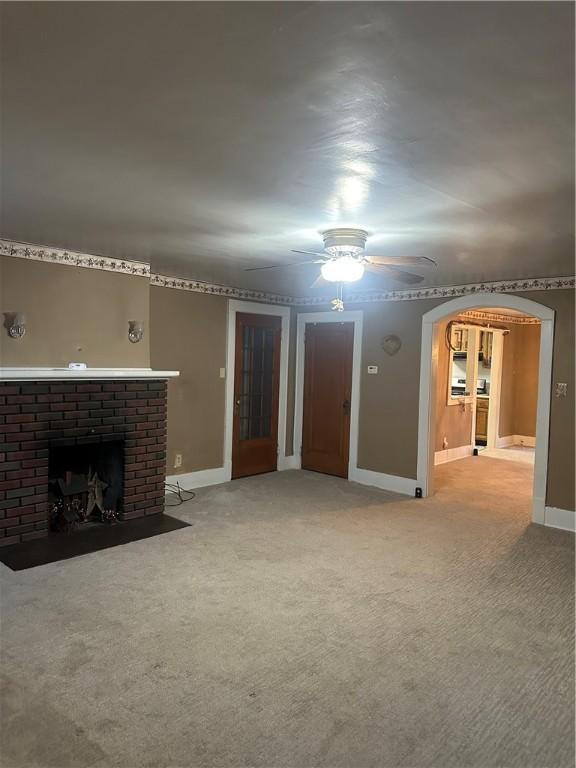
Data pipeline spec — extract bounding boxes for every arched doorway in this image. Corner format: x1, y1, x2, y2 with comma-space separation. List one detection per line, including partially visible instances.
417, 293, 554, 524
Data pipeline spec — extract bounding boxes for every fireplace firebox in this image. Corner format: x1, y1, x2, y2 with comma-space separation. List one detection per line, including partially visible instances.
48, 441, 124, 532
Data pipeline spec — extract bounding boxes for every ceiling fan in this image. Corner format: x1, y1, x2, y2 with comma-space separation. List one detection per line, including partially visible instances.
245, 228, 437, 286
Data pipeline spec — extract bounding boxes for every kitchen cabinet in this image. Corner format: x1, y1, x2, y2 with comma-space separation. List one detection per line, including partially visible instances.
476, 397, 489, 443
451, 326, 469, 352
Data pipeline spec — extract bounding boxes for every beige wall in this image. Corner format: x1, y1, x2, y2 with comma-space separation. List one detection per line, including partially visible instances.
513, 324, 540, 437
354, 300, 430, 478
293, 289, 574, 510
1, 253, 573, 511
292, 300, 436, 479
539, 289, 575, 511
499, 323, 541, 439
0, 257, 4, 364
149, 286, 227, 474
0, 256, 150, 367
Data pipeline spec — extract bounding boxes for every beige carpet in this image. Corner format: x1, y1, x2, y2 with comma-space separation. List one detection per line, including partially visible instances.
1, 458, 574, 768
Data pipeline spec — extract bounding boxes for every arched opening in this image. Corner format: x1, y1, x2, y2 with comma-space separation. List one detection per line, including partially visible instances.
417, 293, 554, 525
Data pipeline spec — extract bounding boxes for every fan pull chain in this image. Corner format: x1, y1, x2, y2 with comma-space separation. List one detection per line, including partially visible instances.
331, 282, 345, 312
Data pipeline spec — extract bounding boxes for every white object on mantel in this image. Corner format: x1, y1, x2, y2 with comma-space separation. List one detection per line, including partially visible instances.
0, 367, 179, 381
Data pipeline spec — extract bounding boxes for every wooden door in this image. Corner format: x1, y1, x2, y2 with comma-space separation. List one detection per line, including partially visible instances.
232, 313, 281, 479
302, 322, 354, 478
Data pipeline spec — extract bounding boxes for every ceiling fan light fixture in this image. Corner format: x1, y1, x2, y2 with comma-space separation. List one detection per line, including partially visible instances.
324, 243, 364, 257
322, 227, 368, 258
321, 256, 365, 283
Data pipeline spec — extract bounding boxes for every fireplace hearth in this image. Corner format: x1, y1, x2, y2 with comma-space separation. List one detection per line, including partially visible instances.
0, 378, 170, 546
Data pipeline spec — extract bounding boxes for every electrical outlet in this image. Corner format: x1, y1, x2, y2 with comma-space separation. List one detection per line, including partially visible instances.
174, 453, 183, 468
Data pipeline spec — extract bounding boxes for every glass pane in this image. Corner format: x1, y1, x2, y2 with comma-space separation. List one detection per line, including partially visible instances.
477, 331, 492, 395
449, 326, 470, 398
239, 323, 275, 440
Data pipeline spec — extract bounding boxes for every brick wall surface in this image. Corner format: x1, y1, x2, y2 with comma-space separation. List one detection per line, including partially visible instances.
0, 380, 168, 546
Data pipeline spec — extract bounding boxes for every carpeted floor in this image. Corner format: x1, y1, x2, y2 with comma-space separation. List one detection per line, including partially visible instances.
1, 458, 574, 768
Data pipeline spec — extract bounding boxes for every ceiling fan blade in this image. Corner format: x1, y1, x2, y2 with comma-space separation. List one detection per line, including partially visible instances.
291, 249, 327, 258
365, 263, 424, 284
244, 259, 321, 272
366, 255, 437, 267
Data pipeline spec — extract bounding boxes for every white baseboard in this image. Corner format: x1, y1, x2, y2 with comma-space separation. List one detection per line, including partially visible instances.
165, 467, 228, 493
496, 434, 536, 448
349, 467, 416, 497
544, 506, 575, 532
434, 444, 474, 465
278, 455, 301, 471
165, 456, 300, 491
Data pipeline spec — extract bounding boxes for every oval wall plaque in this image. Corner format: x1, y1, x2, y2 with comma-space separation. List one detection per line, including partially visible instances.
382, 334, 401, 356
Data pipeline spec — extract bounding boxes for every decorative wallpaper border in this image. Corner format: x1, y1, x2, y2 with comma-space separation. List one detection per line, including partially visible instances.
150, 273, 295, 305
459, 310, 541, 326
1, 238, 574, 305
340, 276, 575, 305
0, 239, 150, 277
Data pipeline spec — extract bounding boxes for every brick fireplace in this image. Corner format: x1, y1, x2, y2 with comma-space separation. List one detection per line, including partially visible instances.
0, 379, 169, 547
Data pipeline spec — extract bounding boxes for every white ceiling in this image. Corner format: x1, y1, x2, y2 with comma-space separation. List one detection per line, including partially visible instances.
1, 2, 574, 296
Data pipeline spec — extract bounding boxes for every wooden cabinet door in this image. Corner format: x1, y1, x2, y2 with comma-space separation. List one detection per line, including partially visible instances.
302, 322, 354, 478
475, 401, 489, 441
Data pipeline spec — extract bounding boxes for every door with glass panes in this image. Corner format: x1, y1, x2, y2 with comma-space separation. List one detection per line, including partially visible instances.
232, 313, 281, 479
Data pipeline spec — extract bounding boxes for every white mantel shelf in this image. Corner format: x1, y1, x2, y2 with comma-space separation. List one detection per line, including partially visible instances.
0, 368, 180, 381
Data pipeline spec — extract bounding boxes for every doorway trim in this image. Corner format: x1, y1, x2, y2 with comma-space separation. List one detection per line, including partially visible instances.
417, 293, 554, 524
224, 300, 291, 480
485, 329, 505, 450
293, 310, 363, 476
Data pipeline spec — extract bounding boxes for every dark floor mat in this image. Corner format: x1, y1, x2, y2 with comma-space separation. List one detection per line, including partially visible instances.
0, 514, 190, 571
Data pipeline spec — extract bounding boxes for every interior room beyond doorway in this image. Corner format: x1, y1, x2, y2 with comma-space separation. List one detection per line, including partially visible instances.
435, 308, 541, 478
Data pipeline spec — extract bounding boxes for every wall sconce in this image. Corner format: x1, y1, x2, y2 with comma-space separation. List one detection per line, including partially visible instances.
4, 312, 27, 339
128, 320, 144, 344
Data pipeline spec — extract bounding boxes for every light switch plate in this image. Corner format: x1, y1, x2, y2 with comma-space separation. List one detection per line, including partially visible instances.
219, 368, 226, 379
367, 365, 378, 374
